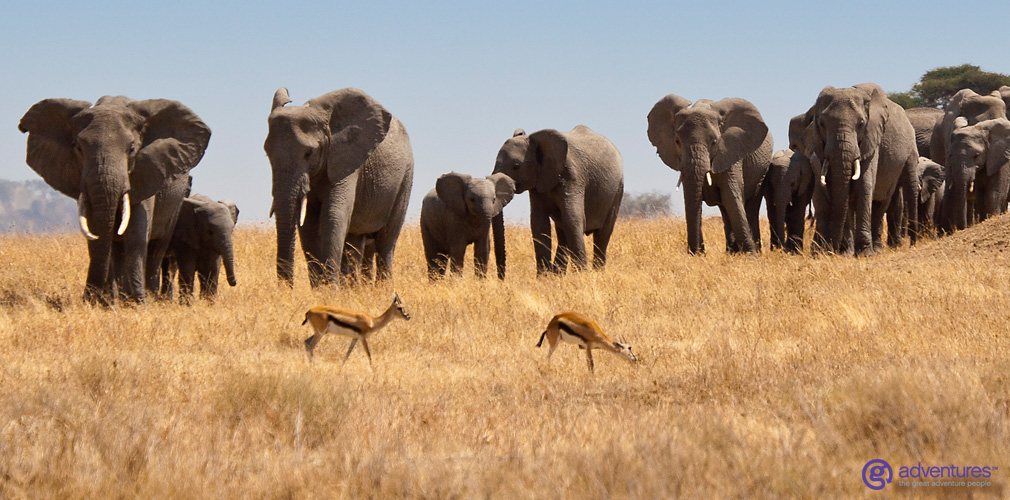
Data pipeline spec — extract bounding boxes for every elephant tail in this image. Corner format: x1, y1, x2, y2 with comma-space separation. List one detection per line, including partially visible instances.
536, 330, 547, 348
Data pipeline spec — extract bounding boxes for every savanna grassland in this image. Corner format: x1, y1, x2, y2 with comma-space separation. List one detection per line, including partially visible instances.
1, 217, 1009, 499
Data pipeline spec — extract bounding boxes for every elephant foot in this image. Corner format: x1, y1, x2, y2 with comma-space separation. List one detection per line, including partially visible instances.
855, 246, 879, 258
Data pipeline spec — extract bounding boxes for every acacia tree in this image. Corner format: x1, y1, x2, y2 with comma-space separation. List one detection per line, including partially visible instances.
888, 64, 1010, 109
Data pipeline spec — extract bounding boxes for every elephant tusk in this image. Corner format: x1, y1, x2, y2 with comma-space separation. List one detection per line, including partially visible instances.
820, 174, 827, 187
820, 158, 828, 186
706, 172, 713, 186
969, 180, 974, 194
117, 193, 130, 236
268, 200, 275, 219
676, 174, 682, 192
851, 159, 861, 181
77, 193, 98, 241
298, 195, 307, 227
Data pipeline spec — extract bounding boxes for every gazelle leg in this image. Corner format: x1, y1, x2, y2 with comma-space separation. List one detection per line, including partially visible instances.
586, 349, 595, 372
304, 334, 321, 359
342, 339, 358, 365
361, 338, 373, 365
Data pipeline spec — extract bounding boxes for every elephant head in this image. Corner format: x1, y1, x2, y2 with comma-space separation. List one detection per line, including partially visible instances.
492, 128, 569, 194
176, 194, 239, 287
435, 172, 515, 221
647, 95, 769, 254
931, 89, 1007, 165
264, 88, 392, 285
915, 157, 945, 232
18, 97, 210, 302
802, 84, 895, 251
944, 118, 1010, 229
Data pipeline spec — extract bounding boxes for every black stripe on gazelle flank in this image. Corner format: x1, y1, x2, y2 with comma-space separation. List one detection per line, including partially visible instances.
557, 321, 589, 343
327, 314, 364, 334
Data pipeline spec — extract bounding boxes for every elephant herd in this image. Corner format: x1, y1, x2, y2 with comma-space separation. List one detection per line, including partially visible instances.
16, 84, 1010, 305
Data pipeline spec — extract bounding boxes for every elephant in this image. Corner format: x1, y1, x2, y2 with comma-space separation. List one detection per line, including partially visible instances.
905, 107, 944, 159
420, 172, 515, 279
802, 83, 920, 256
764, 150, 813, 254
940, 118, 1010, 231
491, 126, 623, 276
930, 89, 1007, 166
265, 88, 413, 287
648, 95, 772, 254
161, 194, 239, 302
18, 96, 210, 305
915, 157, 945, 237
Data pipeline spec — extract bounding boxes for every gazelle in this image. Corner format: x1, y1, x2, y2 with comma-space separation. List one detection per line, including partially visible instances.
302, 293, 411, 363
537, 312, 638, 372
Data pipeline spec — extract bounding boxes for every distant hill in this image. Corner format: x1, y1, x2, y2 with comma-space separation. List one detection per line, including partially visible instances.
0, 179, 76, 234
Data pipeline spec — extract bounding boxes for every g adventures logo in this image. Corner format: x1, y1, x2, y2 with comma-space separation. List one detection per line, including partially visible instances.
862, 459, 999, 490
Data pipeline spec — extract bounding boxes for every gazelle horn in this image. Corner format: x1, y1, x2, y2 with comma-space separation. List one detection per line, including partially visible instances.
851, 159, 861, 181
77, 193, 98, 241
299, 194, 307, 227
116, 193, 130, 236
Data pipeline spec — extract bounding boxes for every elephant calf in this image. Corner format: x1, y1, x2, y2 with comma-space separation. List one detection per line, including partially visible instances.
764, 150, 813, 254
421, 172, 515, 279
162, 194, 239, 302
915, 157, 945, 237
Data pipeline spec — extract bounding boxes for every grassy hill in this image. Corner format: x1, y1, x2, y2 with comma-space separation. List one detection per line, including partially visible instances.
0, 218, 1007, 497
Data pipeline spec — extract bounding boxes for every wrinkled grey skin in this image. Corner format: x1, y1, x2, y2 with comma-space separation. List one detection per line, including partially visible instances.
940, 118, 1010, 231
162, 194, 239, 302
930, 89, 1007, 166
421, 172, 515, 279
492, 126, 623, 276
915, 157, 945, 237
802, 83, 919, 256
649, 95, 772, 254
19, 97, 209, 305
265, 88, 413, 287
905, 107, 944, 159
764, 150, 813, 254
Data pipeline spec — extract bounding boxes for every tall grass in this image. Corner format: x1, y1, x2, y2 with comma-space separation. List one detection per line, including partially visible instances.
1, 217, 1008, 498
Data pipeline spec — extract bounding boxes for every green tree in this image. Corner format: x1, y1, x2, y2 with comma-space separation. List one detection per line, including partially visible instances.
888, 64, 1010, 109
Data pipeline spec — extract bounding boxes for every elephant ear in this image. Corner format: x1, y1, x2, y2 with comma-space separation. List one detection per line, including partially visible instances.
711, 98, 769, 174
647, 94, 691, 171
528, 129, 568, 192
310, 88, 392, 183
854, 84, 889, 161
18, 98, 93, 198
272, 88, 292, 111
791, 151, 813, 196
219, 199, 239, 225
981, 118, 1010, 178
128, 99, 211, 201
488, 172, 515, 213
435, 172, 471, 215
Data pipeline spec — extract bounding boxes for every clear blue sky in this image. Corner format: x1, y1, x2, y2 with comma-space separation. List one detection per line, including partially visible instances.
2, 0, 1006, 222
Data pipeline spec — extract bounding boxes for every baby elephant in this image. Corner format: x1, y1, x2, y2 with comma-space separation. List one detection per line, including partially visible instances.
421, 172, 515, 279
163, 194, 239, 302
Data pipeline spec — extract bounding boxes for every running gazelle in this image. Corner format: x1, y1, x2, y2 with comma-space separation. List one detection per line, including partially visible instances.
302, 293, 411, 363
537, 312, 638, 372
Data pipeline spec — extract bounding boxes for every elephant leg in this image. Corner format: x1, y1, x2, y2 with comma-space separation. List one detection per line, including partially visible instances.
298, 198, 325, 287
718, 181, 755, 254
718, 205, 737, 253
766, 191, 783, 251
421, 225, 443, 280
745, 194, 762, 252
160, 252, 177, 301
361, 239, 376, 282
885, 192, 903, 249
318, 178, 358, 287
785, 196, 809, 254
198, 256, 221, 301
853, 176, 875, 257
84, 238, 115, 306
448, 243, 466, 277
558, 197, 588, 272
119, 201, 151, 304
341, 234, 365, 286
552, 215, 570, 274
870, 199, 886, 252
473, 234, 490, 279
176, 249, 197, 305
530, 194, 554, 276
811, 187, 830, 255
371, 172, 412, 282
592, 190, 622, 270
145, 237, 172, 299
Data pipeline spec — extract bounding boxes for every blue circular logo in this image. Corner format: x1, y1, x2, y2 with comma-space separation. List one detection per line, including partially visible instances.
863, 459, 893, 490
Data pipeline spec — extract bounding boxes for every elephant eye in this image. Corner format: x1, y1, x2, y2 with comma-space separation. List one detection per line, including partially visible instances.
128, 143, 137, 154
304, 149, 313, 160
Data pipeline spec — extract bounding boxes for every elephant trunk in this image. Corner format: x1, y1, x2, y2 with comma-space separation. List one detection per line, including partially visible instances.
493, 212, 506, 280
683, 146, 708, 255
223, 242, 237, 287
950, 176, 969, 230
273, 179, 306, 286
80, 161, 129, 303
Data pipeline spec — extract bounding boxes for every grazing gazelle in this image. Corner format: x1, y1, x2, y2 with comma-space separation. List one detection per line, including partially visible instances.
537, 312, 638, 372
302, 293, 411, 363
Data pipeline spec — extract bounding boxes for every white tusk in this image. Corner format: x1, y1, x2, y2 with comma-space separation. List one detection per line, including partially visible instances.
851, 159, 861, 181
299, 195, 307, 227
969, 181, 974, 194
820, 159, 828, 186
269, 200, 275, 218
116, 193, 130, 236
676, 174, 682, 192
78, 193, 98, 241
820, 175, 827, 187
706, 172, 713, 186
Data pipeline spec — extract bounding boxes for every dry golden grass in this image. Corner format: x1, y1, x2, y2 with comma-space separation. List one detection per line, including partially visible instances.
1, 217, 1009, 498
